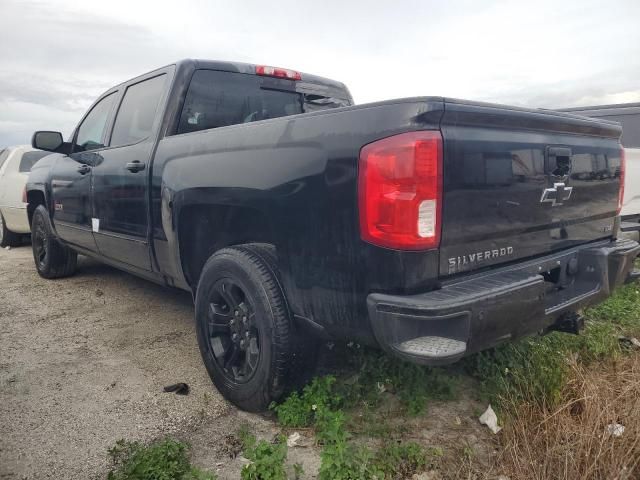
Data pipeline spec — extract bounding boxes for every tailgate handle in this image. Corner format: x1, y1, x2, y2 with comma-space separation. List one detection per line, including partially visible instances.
545, 146, 572, 179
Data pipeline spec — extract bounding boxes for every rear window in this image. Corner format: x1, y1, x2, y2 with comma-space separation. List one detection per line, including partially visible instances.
19, 151, 49, 172
177, 69, 349, 135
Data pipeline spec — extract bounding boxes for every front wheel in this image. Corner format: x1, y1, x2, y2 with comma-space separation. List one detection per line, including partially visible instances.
31, 205, 77, 279
195, 244, 298, 412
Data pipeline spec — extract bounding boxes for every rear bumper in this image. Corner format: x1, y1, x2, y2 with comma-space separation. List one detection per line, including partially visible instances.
367, 238, 640, 365
0, 206, 30, 234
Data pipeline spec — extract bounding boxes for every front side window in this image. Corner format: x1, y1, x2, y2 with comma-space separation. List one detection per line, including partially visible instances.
19, 151, 50, 172
177, 70, 304, 134
75, 93, 116, 151
110, 74, 167, 147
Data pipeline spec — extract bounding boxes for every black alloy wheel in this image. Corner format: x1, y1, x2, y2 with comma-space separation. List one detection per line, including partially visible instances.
30, 205, 77, 278
206, 278, 261, 383
32, 212, 48, 270
195, 243, 312, 412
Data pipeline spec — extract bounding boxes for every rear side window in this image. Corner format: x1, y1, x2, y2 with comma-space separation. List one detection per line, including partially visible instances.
177, 70, 304, 134
19, 151, 50, 172
110, 74, 167, 147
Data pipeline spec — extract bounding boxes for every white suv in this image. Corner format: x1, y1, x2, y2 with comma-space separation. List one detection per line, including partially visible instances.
0, 146, 50, 247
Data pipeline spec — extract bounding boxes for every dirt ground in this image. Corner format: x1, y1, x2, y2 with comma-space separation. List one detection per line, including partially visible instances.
0, 245, 492, 480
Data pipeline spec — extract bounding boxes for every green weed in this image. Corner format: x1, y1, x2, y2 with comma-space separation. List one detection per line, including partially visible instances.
107, 438, 215, 480
240, 433, 288, 480
316, 407, 382, 480
373, 441, 438, 479
270, 376, 340, 428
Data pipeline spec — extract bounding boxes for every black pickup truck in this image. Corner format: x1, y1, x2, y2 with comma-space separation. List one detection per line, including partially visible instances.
27, 59, 639, 411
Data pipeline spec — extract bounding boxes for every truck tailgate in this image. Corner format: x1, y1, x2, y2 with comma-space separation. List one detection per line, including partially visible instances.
439, 99, 623, 276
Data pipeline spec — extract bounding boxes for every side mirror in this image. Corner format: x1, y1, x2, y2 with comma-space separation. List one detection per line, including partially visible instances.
32, 131, 64, 152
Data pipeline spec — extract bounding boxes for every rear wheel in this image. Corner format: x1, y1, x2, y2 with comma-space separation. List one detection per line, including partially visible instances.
31, 205, 77, 279
0, 213, 21, 248
195, 244, 306, 412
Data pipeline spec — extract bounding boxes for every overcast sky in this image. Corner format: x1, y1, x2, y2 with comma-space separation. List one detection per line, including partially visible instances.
1, 0, 639, 146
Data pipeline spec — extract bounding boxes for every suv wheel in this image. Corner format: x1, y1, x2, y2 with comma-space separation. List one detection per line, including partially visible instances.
31, 205, 77, 278
195, 244, 301, 412
0, 213, 21, 248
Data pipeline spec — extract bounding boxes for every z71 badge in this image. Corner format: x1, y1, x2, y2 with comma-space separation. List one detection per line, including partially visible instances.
448, 246, 514, 274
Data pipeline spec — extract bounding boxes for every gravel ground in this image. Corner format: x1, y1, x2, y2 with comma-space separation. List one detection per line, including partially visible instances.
0, 244, 492, 480
0, 245, 244, 479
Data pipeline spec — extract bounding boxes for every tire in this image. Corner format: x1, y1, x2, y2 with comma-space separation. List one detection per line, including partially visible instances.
31, 205, 77, 279
0, 212, 21, 248
238, 243, 320, 389
195, 244, 299, 412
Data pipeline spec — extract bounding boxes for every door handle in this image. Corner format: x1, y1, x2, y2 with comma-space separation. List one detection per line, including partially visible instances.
77, 164, 91, 175
126, 160, 146, 173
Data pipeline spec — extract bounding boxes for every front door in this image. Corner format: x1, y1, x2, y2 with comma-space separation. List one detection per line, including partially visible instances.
52, 92, 117, 251
91, 73, 168, 271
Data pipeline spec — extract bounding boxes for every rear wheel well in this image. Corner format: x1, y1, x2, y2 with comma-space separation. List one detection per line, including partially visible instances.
27, 190, 46, 226
178, 205, 275, 289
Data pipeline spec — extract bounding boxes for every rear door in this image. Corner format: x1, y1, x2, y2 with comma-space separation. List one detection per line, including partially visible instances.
91, 70, 170, 270
439, 99, 623, 276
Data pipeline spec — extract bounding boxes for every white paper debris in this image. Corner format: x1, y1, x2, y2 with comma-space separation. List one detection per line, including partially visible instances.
607, 423, 625, 437
5, 246, 10, 250
479, 405, 502, 434
630, 338, 640, 348
287, 432, 302, 447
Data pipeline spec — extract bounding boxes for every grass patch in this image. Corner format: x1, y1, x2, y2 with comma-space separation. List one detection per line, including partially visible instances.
374, 442, 443, 479
271, 349, 459, 429
465, 282, 640, 408
464, 280, 640, 478
585, 280, 640, 333
344, 349, 459, 415
271, 349, 458, 479
500, 354, 640, 478
107, 438, 215, 480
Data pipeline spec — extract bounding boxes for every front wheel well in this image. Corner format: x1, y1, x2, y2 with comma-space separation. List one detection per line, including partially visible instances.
27, 190, 46, 226
178, 204, 275, 289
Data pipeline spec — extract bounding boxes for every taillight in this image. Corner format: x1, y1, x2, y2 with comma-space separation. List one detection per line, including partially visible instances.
255, 65, 301, 81
358, 131, 443, 250
617, 147, 625, 214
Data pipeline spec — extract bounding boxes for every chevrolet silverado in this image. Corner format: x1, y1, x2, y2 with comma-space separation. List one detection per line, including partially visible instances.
26, 59, 639, 411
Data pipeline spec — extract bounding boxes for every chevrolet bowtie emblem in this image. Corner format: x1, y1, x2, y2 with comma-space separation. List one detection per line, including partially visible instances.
540, 182, 573, 206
